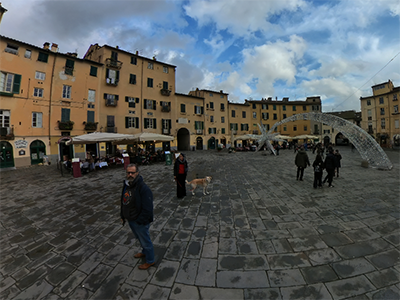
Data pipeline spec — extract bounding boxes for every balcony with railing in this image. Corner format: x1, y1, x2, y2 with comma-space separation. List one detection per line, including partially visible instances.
105, 99, 118, 107
160, 89, 171, 96
0, 127, 14, 140
58, 121, 74, 130
161, 105, 171, 112
84, 122, 98, 131
106, 77, 119, 86
105, 58, 122, 69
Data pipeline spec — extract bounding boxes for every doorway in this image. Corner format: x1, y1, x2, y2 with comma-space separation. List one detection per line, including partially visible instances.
208, 137, 216, 150
177, 128, 190, 151
30, 140, 46, 165
0, 141, 14, 168
59, 140, 73, 162
196, 137, 203, 150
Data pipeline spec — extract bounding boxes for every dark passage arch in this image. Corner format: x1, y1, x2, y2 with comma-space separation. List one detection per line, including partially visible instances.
177, 128, 190, 151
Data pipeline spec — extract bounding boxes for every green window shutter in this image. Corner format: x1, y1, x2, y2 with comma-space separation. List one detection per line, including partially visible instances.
195, 122, 198, 130
201, 122, 204, 129
38, 52, 48, 62
222, 128, 225, 134
12, 74, 22, 94
61, 108, 70, 122
153, 119, 157, 129
90, 66, 97, 76
125, 96, 129, 102
66, 59, 74, 69
87, 111, 94, 123
144, 118, 148, 129
208, 128, 211, 134
135, 118, 139, 128
125, 117, 129, 128
201, 107, 204, 114
168, 120, 171, 128
106, 68, 109, 78
135, 98, 139, 103
116, 71, 120, 81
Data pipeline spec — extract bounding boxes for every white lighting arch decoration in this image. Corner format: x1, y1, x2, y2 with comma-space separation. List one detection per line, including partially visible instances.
256, 112, 393, 170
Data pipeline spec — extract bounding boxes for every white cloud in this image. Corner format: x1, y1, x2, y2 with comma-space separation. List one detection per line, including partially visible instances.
240, 35, 307, 95
184, 0, 306, 37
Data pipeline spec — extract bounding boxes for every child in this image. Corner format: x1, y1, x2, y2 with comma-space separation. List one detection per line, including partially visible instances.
312, 154, 324, 188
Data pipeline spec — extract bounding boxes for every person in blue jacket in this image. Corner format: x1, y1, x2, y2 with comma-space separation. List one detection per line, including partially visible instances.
121, 163, 155, 270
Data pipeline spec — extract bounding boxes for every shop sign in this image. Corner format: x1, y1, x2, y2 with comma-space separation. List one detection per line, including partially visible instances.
15, 140, 28, 149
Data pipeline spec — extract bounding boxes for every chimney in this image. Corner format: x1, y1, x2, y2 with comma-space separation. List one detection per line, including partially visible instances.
153, 56, 156, 61
43, 42, 50, 50
51, 43, 58, 52
0, 2, 8, 25
136, 51, 139, 55
220, 90, 223, 93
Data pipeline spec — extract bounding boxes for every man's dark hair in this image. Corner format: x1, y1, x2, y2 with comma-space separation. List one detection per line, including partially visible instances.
127, 163, 139, 172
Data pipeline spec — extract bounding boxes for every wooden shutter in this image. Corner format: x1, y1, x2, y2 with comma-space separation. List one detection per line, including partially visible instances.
153, 119, 157, 129
12, 74, 21, 94
125, 117, 129, 128
135, 117, 139, 128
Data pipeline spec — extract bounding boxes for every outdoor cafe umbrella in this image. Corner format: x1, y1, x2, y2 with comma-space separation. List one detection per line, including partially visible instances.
126, 132, 174, 143
66, 132, 137, 145
293, 134, 319, 140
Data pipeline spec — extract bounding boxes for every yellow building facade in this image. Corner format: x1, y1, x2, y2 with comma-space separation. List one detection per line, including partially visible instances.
1, 34, 325, 168
360, 80, 400, 148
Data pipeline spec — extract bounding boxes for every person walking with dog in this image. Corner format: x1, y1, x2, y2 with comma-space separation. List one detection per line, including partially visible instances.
174, 153, 188, 199
120, 163, 155, 270
295, 145, 310, 181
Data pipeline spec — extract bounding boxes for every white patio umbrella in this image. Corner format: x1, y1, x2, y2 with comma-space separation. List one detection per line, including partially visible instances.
66, 132, 138, 145
126, 132, 174, 143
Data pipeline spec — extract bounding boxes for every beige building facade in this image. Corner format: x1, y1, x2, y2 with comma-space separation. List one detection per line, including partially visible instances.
360, 80, 400, 148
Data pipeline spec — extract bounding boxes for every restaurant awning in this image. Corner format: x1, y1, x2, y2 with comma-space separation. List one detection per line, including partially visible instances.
65, 132, 138, 145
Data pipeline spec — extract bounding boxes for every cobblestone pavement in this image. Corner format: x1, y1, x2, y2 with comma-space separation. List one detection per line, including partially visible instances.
0, 147, 399, 300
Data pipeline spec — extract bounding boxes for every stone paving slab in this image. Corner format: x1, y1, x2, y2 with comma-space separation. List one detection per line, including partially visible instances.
0, 148, 399, 299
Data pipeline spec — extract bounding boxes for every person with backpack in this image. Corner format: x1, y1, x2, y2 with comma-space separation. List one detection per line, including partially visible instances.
295, 145, 310, 181
312, 154, 324, 188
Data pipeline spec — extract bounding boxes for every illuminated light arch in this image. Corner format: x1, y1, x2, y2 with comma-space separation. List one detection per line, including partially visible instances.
261, 112, 392, 170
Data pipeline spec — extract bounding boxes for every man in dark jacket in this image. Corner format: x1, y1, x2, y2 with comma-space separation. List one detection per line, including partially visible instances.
295, 145, 310, 181
121, 163, 155, 270
323, 149, 336, 187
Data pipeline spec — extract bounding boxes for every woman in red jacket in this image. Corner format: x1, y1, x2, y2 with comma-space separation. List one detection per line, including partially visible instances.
174, 153, 188, 199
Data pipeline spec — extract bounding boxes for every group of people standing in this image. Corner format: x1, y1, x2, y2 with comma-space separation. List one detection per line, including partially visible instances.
295, 145, 342, 188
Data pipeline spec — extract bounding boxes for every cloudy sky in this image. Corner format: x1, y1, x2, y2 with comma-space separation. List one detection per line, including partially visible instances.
2, 0, 399, 112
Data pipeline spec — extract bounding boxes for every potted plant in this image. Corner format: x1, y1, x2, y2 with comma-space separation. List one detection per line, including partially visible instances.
84, 121, 98, 131
58, 120, 74, 130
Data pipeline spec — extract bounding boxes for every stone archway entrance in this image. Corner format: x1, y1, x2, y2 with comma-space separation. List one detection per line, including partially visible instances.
196, 137, 203, 150
177, 128, 190, 151
30, 140, 46, 165
0, 141, 14, 168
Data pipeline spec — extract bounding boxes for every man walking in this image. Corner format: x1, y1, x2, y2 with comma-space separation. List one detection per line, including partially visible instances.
121, 163, 155, 270
323, 149, 336, 187
295, 145, 310, 181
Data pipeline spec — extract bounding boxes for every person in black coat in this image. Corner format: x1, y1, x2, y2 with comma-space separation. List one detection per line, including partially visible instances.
121, 163, 155, 270
312, 154, 324, 188
334, 149, 342, 177
323, 149, 336, 187
174, 153, 188, 198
